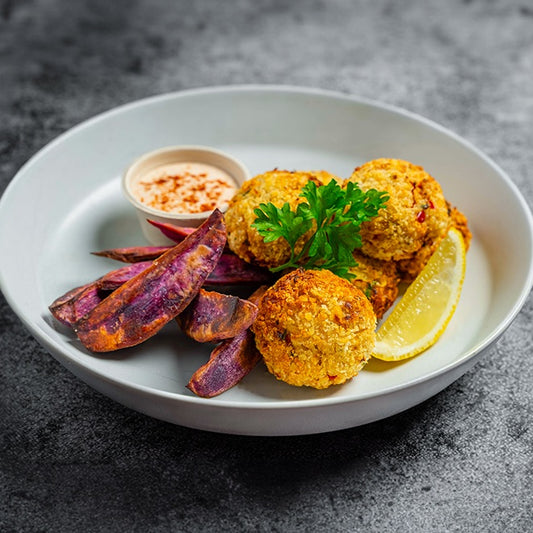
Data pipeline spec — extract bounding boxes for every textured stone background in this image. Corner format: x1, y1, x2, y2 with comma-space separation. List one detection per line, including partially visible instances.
1, 1, 532, 531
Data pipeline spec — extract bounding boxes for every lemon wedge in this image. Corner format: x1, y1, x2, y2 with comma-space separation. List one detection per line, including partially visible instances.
372, 228, 466, 361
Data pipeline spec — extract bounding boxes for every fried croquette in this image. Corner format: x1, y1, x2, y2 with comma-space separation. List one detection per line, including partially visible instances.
348, 159, 450, 263
449, 203, 472, 250
349, 250, 400, 319
225, 169, 340, 268
394, 202, 472, 282
252, 269, 376, 389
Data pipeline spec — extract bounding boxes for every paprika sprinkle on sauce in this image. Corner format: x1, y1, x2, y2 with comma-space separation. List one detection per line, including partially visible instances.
130, 162, 237, 214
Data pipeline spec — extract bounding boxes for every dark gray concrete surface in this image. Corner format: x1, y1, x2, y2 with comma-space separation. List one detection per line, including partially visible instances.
1, 1, 532, 531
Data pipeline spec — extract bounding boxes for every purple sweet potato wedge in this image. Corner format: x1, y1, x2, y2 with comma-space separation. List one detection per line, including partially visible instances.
186, 286, 268, 398
186, 329, 261, 398
94, 219, 270, 284
74, 209, 226, 352
203, 253, 273, 286
50, 251, 267, 331
92, 246, 171, 263
178, 289, 258, 343
97, 261, 153, 290
92, 244, 272, 286
149, 219, 232, 251
49, 281, 106, 327
147, 219, 194, 243
49, 262, 153, 327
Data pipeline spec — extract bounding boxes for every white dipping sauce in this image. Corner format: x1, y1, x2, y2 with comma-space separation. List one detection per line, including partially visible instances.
130, 162, 237, 214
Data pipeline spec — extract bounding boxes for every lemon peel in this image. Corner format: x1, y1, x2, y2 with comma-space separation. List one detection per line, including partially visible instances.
372, 228, 466, 361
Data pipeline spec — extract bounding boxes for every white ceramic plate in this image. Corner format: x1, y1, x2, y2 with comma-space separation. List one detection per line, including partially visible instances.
1, 86, 532, 436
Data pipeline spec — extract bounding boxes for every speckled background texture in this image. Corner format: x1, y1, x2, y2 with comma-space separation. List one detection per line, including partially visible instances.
1, 1, 532, 531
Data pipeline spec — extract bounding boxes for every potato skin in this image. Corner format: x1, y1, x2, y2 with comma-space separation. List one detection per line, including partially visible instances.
252, 269, 376, 389
74, 210, 226, 352
225, 169, 339, 268
177, 289, 258, 343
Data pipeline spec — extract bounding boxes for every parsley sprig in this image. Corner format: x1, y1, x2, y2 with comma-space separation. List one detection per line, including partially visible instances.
252, 179, 388, 280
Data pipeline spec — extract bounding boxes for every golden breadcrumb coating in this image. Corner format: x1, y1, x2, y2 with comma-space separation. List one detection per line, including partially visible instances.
349, 250, 400, 319
225, 169, 339, 268
252, 269, 376, 389
348, 159, 450, 263
449, 203, 472, 250
395, 202, 472, 282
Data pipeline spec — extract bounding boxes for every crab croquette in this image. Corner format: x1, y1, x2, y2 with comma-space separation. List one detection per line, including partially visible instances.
349, 250, 400, 319
449, 203, 472, 250
225, 169, 340, 268
395, 201, 472, 282
348, 159, 451, 264
252, 269, 376, 389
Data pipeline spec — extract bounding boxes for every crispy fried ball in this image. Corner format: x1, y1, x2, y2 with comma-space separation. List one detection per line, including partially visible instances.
348, 159, 450, 263
349, 250, 400, 320
252, 269, 376, 389
394, 202, 472, 283
225, 169, 339, 268
449, 203, 472, 250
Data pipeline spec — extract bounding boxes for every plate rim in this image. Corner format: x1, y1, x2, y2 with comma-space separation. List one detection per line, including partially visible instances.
1, 84, 533, 412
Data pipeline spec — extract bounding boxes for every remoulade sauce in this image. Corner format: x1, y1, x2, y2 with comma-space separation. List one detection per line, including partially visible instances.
130, 162, 237, 214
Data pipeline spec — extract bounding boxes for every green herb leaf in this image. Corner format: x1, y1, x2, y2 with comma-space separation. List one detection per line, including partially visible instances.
253, 202, 312, 248
251, 179, 388, 279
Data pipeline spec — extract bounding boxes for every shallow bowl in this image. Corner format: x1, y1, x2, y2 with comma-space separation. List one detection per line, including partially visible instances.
0, 86, 532, 435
